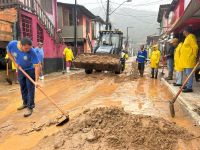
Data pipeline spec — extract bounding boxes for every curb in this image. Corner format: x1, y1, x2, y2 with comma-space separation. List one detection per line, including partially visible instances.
161, 78, 200, 126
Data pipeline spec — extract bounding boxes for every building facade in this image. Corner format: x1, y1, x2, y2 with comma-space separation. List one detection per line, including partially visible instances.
57, 2, 97, 55
158, 0, 200, 42
0, 0, 64, 73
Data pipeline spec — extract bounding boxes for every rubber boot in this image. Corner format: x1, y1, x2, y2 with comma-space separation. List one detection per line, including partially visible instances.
165, 76, 173, 80
139, 70, 142, 77
151, 69, 154, 78
140, 70, 144, 77
66, 67, 70, 73
155, 70, 158, 79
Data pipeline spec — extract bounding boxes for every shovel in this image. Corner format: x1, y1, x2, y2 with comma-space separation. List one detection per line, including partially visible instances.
18, 66, 69, 126
5, 62, 12, 85
169, 61, 200, 117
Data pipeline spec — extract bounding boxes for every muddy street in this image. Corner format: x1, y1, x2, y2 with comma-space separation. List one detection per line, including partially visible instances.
0, 61, 200, 150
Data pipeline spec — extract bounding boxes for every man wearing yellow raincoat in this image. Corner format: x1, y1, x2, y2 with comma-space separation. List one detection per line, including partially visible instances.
173, 39, 183, 86
180, 27, 198, 93
63, 43, 74, 73
150, 45, 161, 79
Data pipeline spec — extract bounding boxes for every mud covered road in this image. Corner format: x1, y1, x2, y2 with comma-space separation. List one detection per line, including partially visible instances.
0, 60, 199, 150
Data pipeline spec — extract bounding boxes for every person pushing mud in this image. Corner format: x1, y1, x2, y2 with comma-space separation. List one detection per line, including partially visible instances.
6, 37, 40, 117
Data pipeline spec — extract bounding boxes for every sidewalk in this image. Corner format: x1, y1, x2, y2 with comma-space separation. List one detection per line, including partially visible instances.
161, 74, 200, 125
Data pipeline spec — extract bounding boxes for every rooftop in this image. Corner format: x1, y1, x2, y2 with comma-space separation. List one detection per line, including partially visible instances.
57, 2, 96, 19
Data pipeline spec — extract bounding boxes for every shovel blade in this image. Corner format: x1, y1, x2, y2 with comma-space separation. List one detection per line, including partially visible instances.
169, 101, 175, 118
56, 115, 69, 126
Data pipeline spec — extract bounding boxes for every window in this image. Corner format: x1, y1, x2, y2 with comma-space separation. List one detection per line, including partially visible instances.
63, 7, 69, 26
86, 18, 90, 34
21, 15, 32, 39
111, 34, 120, 48
37, 24, 44, 43
40, 0, 53, 14
69, 8, 74, 26
77, 14, 83, 25
92, 22, 96, 39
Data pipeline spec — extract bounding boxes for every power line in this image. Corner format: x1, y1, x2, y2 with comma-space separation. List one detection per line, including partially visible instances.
100, 0, 106, 14
113, 12, 159, 25
110, 0, 172, 7
84, 2, 99, 5
113, 12, 157, 18
96, 0, 105, 16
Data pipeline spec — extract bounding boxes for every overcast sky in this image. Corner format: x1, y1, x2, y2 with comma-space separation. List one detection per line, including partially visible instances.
57, 0, 172, 12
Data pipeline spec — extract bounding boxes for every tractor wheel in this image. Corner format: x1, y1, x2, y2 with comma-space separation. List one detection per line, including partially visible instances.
85, 69, 93, 74
95, 70, 102, 72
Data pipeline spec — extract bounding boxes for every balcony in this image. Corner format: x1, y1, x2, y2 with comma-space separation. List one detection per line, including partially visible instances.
0, 0, 56, 38
61, 25, 84, 41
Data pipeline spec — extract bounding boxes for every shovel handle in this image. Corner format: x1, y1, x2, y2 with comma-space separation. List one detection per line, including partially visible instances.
6, 63, 9, 76
18, 67, 67, 116
172, 61, 200, 103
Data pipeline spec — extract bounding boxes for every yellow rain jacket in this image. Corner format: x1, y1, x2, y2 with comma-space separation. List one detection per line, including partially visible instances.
174, 42, 183, 72
121, 52, 129, 60
63, 47, 74, 61
125, 54, 128, 60
5, 54, 16, 70
150, 48, 161, 68
180, 34, 198, 68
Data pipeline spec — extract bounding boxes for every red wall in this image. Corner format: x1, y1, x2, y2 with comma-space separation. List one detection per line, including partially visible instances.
20, 10, 64, 58
173, 0, 184, 21
161, 1, 185, 32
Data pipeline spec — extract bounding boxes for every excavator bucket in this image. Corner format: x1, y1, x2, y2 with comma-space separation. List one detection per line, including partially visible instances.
73, 53, 121, 72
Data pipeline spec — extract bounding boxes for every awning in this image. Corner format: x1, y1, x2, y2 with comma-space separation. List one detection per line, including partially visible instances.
168, 0, 200, 33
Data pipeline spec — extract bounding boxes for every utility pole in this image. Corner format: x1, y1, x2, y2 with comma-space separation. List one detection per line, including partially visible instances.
74, 0, 77, 56
126, 26, 133, 50
105, 0, 132, 30
105, 0, 110, 30
126, 27, 129, 47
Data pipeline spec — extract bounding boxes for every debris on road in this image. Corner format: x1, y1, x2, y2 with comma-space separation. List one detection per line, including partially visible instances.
74, 53, 120, 71
75, 54, 120, 65
193, 107, 200, 116
17, 116, 61, 135
33, 107, 193, 150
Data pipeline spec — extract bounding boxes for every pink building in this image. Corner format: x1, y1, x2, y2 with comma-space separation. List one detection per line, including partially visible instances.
158, 0, 200, 37
0, 0, 64, 73
57, 2, 103, 55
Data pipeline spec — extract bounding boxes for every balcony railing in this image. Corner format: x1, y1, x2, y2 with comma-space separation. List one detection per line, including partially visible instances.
0, 0, 18, 5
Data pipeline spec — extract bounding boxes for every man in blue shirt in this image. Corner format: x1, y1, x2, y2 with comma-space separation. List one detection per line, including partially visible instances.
7, 37, 40, 117
35, 42, 44, 80
136, 45, 147, 77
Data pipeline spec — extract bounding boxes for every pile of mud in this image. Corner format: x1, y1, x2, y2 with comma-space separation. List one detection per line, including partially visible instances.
33, 107, 193, 150
74, 54, 120, 65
